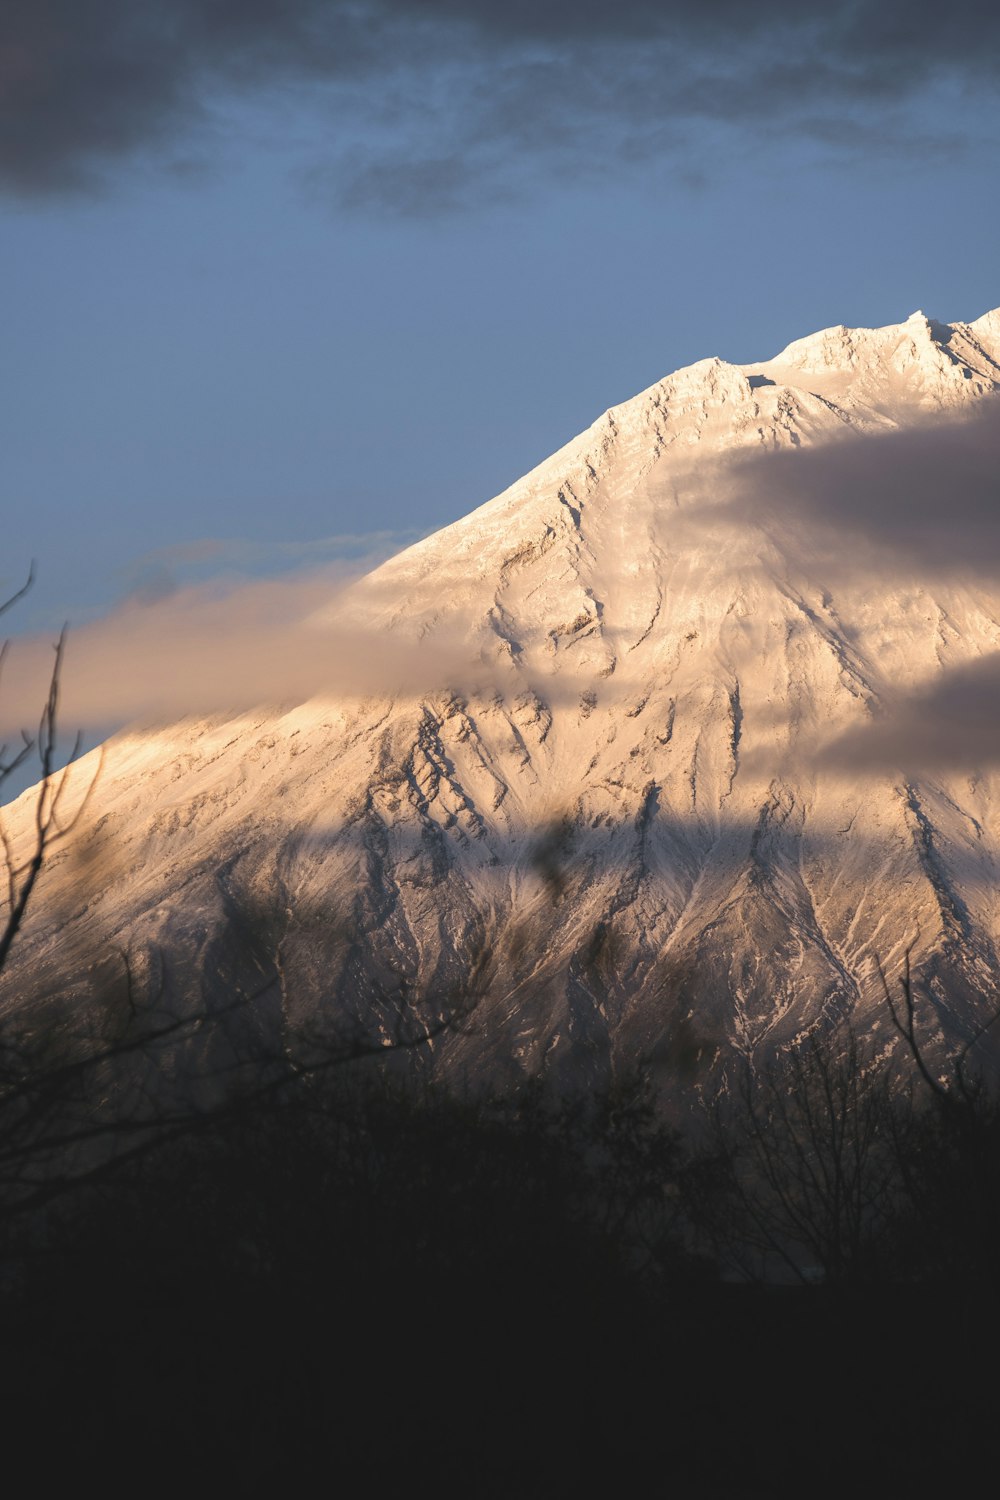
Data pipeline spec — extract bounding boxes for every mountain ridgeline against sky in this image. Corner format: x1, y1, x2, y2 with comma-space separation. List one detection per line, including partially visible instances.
5, 307, 1000, 1093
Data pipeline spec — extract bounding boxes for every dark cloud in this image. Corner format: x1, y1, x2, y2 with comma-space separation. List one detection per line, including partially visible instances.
717, 403, 1000, 581
319, 150, 503, 220
822, 652, 1000, 773
1, 1, 998, 210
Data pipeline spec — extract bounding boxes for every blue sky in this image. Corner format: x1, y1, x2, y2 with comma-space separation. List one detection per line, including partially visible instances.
1, 3, 998, 652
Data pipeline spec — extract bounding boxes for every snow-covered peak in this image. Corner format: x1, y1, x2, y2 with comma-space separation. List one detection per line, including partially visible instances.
362, 304, 998, 614
579, 305, 999, 482
653, 355, 752, 405
766, 320, 861, 372
766, 308, 944, 370
573, 305, 999, 475
743, 306, 1000, 416
968, 305, 1000, 362
4, 299, 1000, 1096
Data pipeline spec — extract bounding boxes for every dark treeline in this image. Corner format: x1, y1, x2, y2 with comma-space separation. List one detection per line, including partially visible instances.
0, 997, 999, 1495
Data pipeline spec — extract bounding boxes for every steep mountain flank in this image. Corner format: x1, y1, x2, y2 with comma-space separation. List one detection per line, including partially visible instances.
5, 307, 1000, 1093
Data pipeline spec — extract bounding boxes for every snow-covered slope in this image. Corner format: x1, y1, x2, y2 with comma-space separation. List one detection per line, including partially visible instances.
5, 307, 1000, 1092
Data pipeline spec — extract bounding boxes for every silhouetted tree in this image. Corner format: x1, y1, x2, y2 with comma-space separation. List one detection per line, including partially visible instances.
692, 1025, 904, 1286
0, 570, 101, 969
0, 574, 486, 1228
876, 953, 1000, 1287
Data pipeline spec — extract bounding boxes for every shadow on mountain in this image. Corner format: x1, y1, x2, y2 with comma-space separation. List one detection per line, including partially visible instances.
7, 788, 1000, 1128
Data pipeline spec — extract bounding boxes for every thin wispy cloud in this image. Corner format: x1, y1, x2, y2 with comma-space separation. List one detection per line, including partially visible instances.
118, 529, 422, 602
0, 560, 479, 738
0, 527, 455, 745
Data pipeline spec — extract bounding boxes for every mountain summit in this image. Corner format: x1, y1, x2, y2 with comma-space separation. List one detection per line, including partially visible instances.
5, 307, 1000, 1092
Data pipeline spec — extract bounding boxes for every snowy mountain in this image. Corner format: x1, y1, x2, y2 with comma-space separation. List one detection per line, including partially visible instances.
5, 306, 1000, 1094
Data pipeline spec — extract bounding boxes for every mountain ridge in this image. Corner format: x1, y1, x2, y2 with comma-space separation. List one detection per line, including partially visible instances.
4, 305, 1000, 1096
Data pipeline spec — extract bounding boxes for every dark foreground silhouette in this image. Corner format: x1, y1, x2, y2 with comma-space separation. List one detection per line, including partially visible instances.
1, 1063, 998, 1497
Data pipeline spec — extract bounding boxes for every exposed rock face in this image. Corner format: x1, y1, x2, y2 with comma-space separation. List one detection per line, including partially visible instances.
5, 307, 1000, 1094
